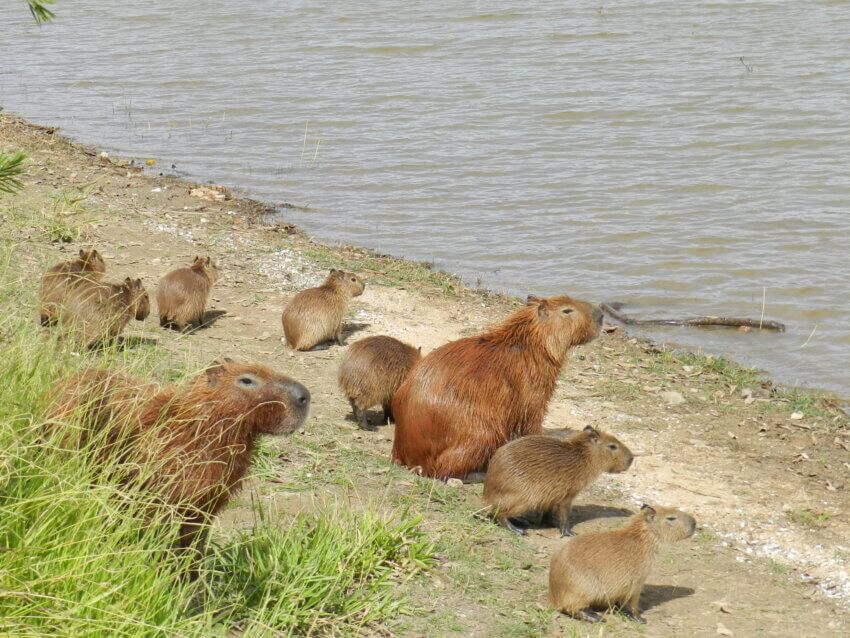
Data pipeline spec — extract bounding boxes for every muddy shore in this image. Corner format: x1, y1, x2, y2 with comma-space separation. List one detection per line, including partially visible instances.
2, 112, 848, 637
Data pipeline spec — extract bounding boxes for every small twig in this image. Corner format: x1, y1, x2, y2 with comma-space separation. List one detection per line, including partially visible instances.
798, 325, 818, 349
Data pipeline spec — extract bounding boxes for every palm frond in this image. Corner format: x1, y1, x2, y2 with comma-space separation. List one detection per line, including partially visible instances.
0, 152, 26, 195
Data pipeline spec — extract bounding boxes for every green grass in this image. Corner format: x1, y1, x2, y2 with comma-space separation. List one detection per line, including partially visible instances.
205, 506, 433, 636
786, 509, 831, 529
0, 242, 433, 637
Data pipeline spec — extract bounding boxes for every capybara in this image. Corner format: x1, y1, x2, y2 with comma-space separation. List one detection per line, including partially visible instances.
156, 256, 219, 331
484, 426, 633, 536
38, 248, 106, 326
548, 505, 696, 623
45, 359, 311, 549
281, 269, 365, 350
57, 277, 150, 348
391, 294, 603, 479
337, 335, 422, 430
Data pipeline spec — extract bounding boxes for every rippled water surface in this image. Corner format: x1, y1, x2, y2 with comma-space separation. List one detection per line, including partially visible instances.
2, 1, 848, 393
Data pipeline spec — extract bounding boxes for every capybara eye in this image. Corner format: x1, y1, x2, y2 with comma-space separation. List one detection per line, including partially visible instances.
350, 277, 356, 282
666, 516, 677, 522
237, 376, 256, 387
562, 308, 574, 315
607, 443, 618, 451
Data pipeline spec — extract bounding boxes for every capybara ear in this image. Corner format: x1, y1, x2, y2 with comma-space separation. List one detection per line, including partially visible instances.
90, 249, 99, 258
535, 298, 551, 318
79, 248, 86, 258
124, 277, 133, 285
641, 504, 657, 522
526, 294, 542, 305
134, 278, 143, 289
583, 425, 600, 441
417, 346, 423, 353
205, 359, 232, 386
205, 257, 212, 266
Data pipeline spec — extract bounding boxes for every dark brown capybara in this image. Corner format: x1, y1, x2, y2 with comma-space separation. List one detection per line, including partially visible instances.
156, 256, 219, 331
549, 505, 696, 624
38, 248, 106, 326
45, 359, 311, 549
337, 335, 421, 430
391, 294, 602, 479
483, 426, 633, 536
282, 269, 365, 350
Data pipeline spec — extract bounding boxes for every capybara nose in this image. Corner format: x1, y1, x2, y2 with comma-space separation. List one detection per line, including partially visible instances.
288, 382, 311, 408
592, 305, 603, 326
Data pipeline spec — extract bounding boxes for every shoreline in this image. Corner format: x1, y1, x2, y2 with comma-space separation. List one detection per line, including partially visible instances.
3, 111, 849, 634
4, 110, 842, 404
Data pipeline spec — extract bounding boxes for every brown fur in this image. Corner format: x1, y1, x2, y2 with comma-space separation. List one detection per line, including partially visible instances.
38, 249, 106, 326
484, 426, 633, 536
337, 335, 422, 430
282, 269, 365, 350
548, 505, 696, 623
156, 256, 219, 331
391, 294, 603, 478
57, 277, 150, 347
44, 359, 311, 548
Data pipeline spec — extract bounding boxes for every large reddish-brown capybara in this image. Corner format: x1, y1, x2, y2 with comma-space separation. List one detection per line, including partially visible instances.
45, 359, 311, 550
391, 294, 603, 479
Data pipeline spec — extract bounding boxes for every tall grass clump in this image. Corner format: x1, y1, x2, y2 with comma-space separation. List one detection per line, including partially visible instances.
0, 244, 433, 636
206, 507, 434, 636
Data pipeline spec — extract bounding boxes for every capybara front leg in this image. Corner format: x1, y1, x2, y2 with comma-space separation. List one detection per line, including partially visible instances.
576, 608, 602, 623
555, 498, 574, 536
623, 592, 646, 624
497, 513, 527, 536
334, 327, 344, 345
382, 402, 393, 424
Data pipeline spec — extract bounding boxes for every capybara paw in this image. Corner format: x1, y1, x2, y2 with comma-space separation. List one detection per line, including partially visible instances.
577, 609, 602, 623
560, 528, 575, 537
505, 518, 528, 536
622, 609, 646, 624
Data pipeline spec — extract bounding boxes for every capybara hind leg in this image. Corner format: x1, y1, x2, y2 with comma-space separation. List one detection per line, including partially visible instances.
555, 497, 574, 536
432, 446, 490, 481
334, 326, 344, 345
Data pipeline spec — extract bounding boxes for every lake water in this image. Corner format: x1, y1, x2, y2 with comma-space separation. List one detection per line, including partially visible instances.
2, 1, 848, 395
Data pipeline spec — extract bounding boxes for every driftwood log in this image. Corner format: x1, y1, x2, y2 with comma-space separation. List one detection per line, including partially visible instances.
601, 302, 785, 332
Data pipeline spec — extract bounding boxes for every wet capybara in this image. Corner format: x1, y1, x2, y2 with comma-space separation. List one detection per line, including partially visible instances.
57, 277, 150, 348
281, 269, 365, 351
337, 335, 422, 430
45, 359, 311, 549
391, 294, 603, 479
156, 256, 219, 331
549, 505, 696, 623
484, 426, 633, 536
38, 248, 106, 326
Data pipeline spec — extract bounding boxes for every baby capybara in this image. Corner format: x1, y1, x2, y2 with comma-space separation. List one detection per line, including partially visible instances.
58, 277, 150, 348
337, 335, 422, 430
282, 269, 365, 350
156, 256, 219, 331
45, 359, 311, 549
391, 294, 603, 479
549, 505, 696, 623
38, 248, 106, 326
484, 426, 633, 536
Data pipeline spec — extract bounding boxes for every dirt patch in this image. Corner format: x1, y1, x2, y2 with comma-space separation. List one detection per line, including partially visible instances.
2, 113, 849, 637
